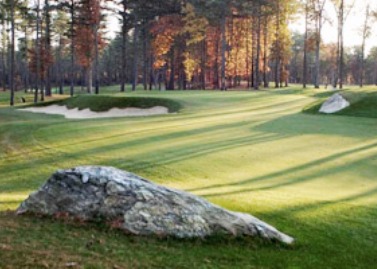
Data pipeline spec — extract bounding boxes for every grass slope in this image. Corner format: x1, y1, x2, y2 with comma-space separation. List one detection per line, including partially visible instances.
303, 88, 377, 118
1, 87, 377, 268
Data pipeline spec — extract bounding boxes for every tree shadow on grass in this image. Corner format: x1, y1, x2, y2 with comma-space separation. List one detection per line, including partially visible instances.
0, 121, 287, 194
2, 110, 377, 199
42, 96, 300, 145
266, 186, 377, 219
0, 97, 296, 162
100, 133, 287, 176
255, 113, 377, 138
199, 150, 377, 199
187, 140, 377, 193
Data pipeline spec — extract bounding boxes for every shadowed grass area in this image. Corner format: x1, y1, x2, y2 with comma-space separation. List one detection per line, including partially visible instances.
1, 86, 377, 268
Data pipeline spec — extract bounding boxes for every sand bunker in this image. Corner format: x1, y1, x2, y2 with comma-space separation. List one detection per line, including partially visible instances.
20, 105, 169, 119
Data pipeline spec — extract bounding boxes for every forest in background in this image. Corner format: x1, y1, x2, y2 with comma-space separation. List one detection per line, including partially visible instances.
0, 0, 376, 106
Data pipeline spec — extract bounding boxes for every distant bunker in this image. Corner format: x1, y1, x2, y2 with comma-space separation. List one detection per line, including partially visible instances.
19, 96, 181, 119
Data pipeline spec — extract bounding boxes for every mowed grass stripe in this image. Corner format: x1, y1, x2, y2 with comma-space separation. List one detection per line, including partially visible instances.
1, 87, 377, 268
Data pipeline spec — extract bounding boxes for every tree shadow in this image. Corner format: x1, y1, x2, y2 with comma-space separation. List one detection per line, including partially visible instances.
265, 186, 377, 219
0, 120, 287, 194
199, 150, 377, 198
254, 113, 377, 138
30, 96, 301, 151
187, 141, 377, 193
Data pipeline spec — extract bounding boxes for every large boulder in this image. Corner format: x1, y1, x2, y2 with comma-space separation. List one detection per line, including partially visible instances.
319, 93, 350, 114
17, 166, 294, 244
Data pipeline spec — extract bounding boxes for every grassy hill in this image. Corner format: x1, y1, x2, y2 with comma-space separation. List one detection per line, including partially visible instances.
303, 88, 377, 118
1, 87, 377, 268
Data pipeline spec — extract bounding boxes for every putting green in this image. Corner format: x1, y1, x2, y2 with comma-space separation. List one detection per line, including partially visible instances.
0, 87, 376, 268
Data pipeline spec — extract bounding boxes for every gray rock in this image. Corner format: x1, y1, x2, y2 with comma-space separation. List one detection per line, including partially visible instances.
17, 166, 294, 244
319, 93, 350, 114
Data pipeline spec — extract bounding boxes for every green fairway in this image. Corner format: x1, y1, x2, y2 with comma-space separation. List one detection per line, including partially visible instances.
1, 87, 377, 268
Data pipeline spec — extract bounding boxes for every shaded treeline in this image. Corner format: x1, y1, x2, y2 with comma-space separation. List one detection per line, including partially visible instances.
0, 0, 376, 106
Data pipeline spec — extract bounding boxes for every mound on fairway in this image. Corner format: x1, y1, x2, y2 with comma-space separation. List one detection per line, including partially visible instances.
303, 90, 377, 118
19, 95, 182, 119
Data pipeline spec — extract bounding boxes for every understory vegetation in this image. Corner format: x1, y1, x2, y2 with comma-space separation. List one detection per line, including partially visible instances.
1, 86, 377, 268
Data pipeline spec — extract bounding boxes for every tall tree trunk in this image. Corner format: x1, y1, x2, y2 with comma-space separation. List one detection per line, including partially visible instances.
142, 25, 148, 91
200, 38, 206, 90
339, 0, 344, 89
254, 5, 261, 90
34, 0, 41, 103
228, 16, 234, 88
70, 0, 75, 96
303, 0, 308, 88
149, 53, 154, 90
263, 16, 269, 88
213, 30, 220, 89
246, 18, 250, 88
1, 18, 6, 92
9, 0, 15, 106
314, 16, 322, 89
58, 36, 63, 94
132, 16, 139, 92
251, 16, 255, 88
1, 43, 6, 91
178, 35, 187, 90
360, 38, 365, 88
44, 0, 52, 97
23, 24, 30, 92
167, 47, 175, 90
360, 4, 370, 88
274, 1, 280, 88
163, 65, 167, 90
333, 32, 340, 88
120, 3, 127, 92
94, 25, 99, 94
87, 67, 93, 93
220, 15, 226, 91
314, 0, 326, 89
40, 78, 45, 101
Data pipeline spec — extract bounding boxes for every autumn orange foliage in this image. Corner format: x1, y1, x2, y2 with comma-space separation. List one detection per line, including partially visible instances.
150, 15, 183, 69
74, 0, 105, 69
28, 38, 54, 79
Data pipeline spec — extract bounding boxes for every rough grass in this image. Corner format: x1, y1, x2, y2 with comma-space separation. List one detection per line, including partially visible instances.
1, 86, 377, 268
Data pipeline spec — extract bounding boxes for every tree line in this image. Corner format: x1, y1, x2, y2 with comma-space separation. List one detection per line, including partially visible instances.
0, 0, 375, 106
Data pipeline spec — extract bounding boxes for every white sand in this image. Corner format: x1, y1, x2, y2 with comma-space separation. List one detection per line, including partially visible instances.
19, 105, 169, 119
319, 93, 350, 114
